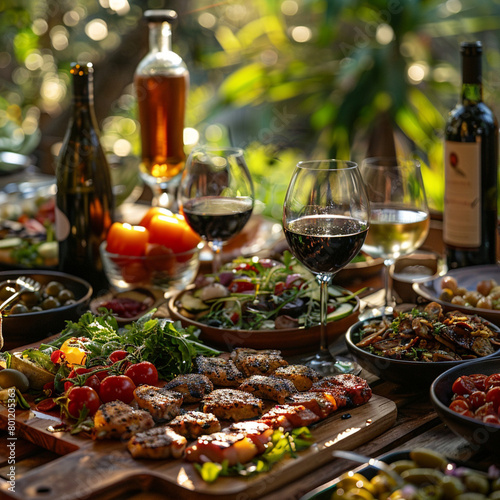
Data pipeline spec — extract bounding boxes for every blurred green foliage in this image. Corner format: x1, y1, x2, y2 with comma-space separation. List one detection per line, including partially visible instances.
2, 0, 500, 215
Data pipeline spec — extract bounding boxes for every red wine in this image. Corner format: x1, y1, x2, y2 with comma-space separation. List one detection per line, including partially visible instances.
444, 41, 498, 268
183, 196, 253, 241
284, 215, 368, 275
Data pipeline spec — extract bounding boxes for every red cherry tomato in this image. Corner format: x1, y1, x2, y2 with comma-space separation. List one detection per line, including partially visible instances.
124, 362, 159, 386
108, 350, 129, 364
50, 350, 65, 364
474, 402, 496, 419
64, 368, 101, 394
36, 398, 58, 412
485, 373, 500, 390
106, 222, 149, 256
449, 399, 470, 413
99, 375, 136, 404
91, 365, 110, 381
486, 386, 500, 412
451, 376, 476, 396
468, 374, 487, 392
482, 414, 500, 426
67, 386, 101, 418
468, 391, 487, 410
228, 279, 256, 294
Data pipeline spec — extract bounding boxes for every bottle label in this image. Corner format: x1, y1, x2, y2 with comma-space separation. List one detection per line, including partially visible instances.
443, 140, 481, 247
55, 205, 71, 242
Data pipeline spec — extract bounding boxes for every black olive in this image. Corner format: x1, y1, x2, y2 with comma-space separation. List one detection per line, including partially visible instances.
58, 289, 75, 304
45, 281, 65, 297
207, 319, 223, 327
20, 290, 40, 307
10, 303, 28, 314
281, 297, 309, 318
41, 297, 61, 310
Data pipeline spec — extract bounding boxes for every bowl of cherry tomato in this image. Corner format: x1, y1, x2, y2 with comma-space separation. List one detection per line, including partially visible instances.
101, 208, 202, 295
430, 358, 500, 453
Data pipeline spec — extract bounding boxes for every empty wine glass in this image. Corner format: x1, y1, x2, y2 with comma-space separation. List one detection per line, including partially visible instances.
283, 160, 370, 375
178, 146, 254, 272
361, 157, 430, 317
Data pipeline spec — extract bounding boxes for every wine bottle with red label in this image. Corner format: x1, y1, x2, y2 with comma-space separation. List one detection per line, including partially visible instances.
444, 41, 498, 269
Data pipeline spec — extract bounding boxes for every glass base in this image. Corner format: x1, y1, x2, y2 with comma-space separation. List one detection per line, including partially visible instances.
358, 305, 394, 321
304, 352, 361, 376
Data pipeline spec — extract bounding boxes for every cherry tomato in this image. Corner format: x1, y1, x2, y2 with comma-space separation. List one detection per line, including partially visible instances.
273, 282, 286, 296
468, 391, 487, 410
468, 374, 487, 392
64, 368, 101, 394
451, 376, 476, 395
108, 350, 129, 364
91, 365, 110, 381
449, 399, 470, 413
99, 375, 136, 404
228, 279, 256, 293
485, 373, 500, 390
67, 386, 101, 418
486, 386, 500, 412
50, 350, 65, 364
474, 402, 496, 418
124, 362, 159, 386
106, 222, 149, 256
36, 398, 58, 412
482, 414, 500, 426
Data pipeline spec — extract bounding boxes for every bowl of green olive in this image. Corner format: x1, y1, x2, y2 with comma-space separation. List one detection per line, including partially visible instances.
0, 270, 92, 351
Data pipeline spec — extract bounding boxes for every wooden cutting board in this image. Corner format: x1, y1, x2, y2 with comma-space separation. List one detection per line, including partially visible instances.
0, 394, 396, 500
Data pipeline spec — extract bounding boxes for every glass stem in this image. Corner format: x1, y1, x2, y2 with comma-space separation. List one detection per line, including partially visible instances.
383, 259, 395, 308
211, 240, 224, 273
318, 274, 332, 355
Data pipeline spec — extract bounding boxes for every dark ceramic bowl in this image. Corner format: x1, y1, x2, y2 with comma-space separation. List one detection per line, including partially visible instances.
430, 358, 500, 454
0, 270, 92, 351
345, 315, 500, 388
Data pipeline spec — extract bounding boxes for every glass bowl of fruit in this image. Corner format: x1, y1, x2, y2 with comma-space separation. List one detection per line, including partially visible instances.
100, 208, 202, 296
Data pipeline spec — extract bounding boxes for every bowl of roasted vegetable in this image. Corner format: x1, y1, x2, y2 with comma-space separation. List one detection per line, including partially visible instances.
430, 358, 500, 453
0, 270, 92, 351
413, 264, 500, 325
168, 254, 361, 355
346, 302, 500, 387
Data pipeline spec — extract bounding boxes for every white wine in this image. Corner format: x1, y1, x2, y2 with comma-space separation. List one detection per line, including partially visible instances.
363, 207, 429, 261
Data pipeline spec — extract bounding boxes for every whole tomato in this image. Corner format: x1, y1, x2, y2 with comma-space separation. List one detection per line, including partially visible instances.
124, 362, 159, 386
99, 375, 136, 404
67, 386, 101, 419
108, 350, 129, 364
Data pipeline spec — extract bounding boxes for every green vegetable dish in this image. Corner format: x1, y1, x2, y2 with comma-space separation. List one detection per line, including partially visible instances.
175, 253, 361, 331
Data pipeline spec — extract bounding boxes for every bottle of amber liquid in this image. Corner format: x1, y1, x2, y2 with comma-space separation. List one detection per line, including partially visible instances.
134, 9, 189, 207
55, 62, 114, 292
444, 41, 499, 269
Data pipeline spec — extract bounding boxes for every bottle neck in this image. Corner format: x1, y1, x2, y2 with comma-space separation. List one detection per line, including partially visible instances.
149, 22, 172, 53
461, 52, 482, 105
462, 83, 482, 105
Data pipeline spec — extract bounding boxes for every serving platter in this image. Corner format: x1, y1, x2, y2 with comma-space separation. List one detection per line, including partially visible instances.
168, 289, 360, 355
413, 264, 500, 325
0, 390, 396, 500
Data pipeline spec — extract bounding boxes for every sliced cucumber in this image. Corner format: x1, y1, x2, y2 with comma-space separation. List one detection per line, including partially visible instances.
328, 286, 344, 297
327, 303, 353, 322
0, 237, 22, 249
180, 293, 210, 313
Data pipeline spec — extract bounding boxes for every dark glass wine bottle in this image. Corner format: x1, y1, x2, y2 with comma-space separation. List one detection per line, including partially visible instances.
444, 41, 498, 269
55, 62, 114, 292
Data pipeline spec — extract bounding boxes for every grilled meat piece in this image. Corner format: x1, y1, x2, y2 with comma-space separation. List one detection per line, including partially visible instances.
134, 385, 183, 421
93, 401, 154, 440
164, 373, 214, 403
287, 391, 338, 418
168, 411, 221, 439
230, 348, 282, 364
272, 364, 320, 391
194, 355, 245, 387
227, 421, 273, 453
236, 353, 288, 377
259, 404, 320, 431
311, 374, 372, 407
239, 375, 297, 403
185, 431, 260, 466
202, 388, 263, 421
127, 425, 187, 459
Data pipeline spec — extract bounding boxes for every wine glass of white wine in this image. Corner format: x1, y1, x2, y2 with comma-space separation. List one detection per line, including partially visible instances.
361, 157, 430, 316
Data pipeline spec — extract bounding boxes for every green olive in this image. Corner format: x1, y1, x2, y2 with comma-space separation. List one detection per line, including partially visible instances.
390, 460, 417, 475
463, 475, 490, 495
455, 494, 487, 500
400, 468, 444, 485
410, 448, 448, 470
489, 491, 500, 500
45, 281, 65, 297
441, 475, 466, 499
20, 290, 40, 308
41, 297, 61, 310
30, 306, 43, 312
57, 289, 74, 304
9, 303, 28, 315
0, 369, 29, 392
492, 479, 500, 492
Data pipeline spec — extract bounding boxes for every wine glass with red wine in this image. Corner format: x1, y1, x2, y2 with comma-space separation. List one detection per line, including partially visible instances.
283, 160, 370, 375
178, 146, 254, 272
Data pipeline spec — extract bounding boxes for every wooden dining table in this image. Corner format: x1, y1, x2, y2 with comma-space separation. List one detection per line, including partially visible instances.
0, 216, 498, 500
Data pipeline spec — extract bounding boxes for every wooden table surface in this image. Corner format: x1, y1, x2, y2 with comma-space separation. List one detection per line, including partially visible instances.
0, 220, 498, 499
